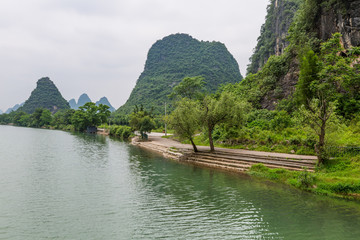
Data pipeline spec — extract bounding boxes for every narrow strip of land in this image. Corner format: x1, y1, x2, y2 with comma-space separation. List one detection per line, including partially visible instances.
132, 134, 317, 172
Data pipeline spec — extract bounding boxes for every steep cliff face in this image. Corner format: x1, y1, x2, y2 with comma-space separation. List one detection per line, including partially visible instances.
247, 0, 301, 74
317, 0, 360, 48
254, 0, 360, 110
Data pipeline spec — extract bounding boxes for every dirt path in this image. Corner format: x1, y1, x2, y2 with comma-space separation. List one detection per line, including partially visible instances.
141, 133, 317, 161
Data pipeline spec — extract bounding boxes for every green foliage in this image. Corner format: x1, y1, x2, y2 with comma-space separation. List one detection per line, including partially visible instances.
110, 113, 129, 126
129, 108, 156, 139
269, 110, 293, 131
248, 155, 360, 199
295, 50, 321, 106
117, 33, 242, 114
109, 125, 133, 140
297, 169, 316, 188
201, 91, 249, 151
293, 33, 360, 164
71, 102, 111, 131
19, 77, 70, 114
227, 52, 291, 109
40, 109, 52, 127
51, 109, 75, 129
169, 98, 202, 152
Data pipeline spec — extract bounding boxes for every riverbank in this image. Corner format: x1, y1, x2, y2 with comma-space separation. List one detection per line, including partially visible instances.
132, 134, 360, 200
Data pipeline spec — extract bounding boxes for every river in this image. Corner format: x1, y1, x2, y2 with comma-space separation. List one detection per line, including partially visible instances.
0, 125, 360, 239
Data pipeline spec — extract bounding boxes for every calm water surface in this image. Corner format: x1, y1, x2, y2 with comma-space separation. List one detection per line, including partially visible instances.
1, 125, 360, 239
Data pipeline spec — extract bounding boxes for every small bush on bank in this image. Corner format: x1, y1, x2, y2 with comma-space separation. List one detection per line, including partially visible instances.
109, 125, 133, 140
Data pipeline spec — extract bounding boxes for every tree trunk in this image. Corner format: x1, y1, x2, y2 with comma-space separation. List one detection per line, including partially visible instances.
208, 126, 215, 152
190, 138, 198, 152
316, 119, 326, 165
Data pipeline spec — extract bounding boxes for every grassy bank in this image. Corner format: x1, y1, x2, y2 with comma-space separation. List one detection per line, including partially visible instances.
247, 154, 360, 200
173, 128, 360, 200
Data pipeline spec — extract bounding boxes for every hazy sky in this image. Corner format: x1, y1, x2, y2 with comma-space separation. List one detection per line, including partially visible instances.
0, 0, 269, 111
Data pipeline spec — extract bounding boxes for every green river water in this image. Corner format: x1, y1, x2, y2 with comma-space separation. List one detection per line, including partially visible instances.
0, 125, 360, 239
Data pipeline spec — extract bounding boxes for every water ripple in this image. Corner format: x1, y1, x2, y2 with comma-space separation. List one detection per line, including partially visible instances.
1, 126, 360, 239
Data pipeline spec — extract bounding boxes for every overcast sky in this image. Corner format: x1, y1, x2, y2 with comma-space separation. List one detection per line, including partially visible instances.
0, 0, 269, 111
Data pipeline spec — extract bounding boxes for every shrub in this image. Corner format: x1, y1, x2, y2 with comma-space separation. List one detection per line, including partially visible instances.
297, 169, 316, 188
109, 125, 133, 140
116, 126, 124, 137
270, 111, 292, 131
121, 126, 132, 139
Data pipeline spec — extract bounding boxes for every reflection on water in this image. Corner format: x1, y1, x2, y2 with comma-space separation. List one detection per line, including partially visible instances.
71, 132, 110, 168
0, 125, 360, 240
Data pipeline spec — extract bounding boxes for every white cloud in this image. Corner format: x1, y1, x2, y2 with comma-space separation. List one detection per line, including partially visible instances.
0, 0, 268, 111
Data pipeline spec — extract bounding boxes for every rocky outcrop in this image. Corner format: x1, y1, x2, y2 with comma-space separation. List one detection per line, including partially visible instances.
317, 0, 360, 48
261, 59, 300, 110
257, 0, 360, 110
247, 0, 301, 74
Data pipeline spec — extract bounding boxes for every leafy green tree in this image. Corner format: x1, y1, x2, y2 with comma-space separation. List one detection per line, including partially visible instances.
30, 108, 45, 127
129, 108, 155, 139
71, 102, 111, 131
19, 114, 31, 127
201, 92, 248, 152
52, 109, 75, 128
295, 50, 321, 107
12, 111, 28, 126
169, 98, 202, 152
71, 110, 88, 131
295, 33, 360, 164
40, 109, 52, 127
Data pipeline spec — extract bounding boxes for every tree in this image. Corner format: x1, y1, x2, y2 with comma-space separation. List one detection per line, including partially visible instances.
201, 92, 248, 152
71, 102, 110, 131
12, 111, 28, 126
30, 108, 45, 127
129, 108, 155, 139
295, 50, 321, 107
169, 76, 205, 100
295, 33, 360, 164
40, 109, 52, 126
169, 98, 201, 152
52, 109, 75, 128
71, 110, 88, 131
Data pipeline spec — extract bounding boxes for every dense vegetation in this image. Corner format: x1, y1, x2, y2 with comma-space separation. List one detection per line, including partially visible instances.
117, 33, 243, 114
0, 103, 111, 132
19, 77, 70, 114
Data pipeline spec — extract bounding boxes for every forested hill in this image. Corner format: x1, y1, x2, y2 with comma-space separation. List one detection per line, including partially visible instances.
247, 0, 301, 75
18, 77, 70, 114
117, 33, 243, 114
